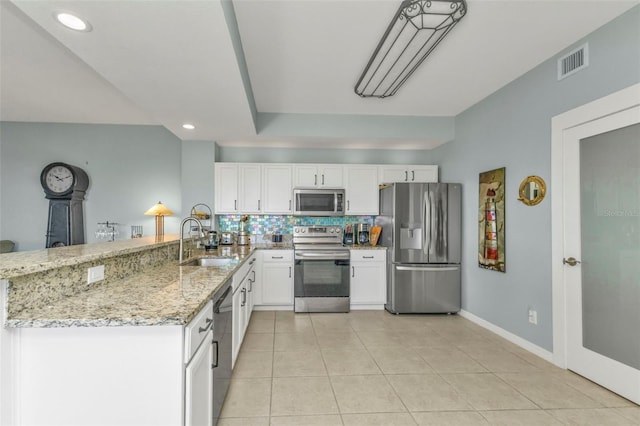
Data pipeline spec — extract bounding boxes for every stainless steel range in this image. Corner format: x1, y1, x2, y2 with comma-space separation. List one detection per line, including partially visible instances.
293, 226, 350, 313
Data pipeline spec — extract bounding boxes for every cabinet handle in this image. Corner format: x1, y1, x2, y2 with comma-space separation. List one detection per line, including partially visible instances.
347, 200, 350, 211
249, 259, 255, 265
198, 319, 211, 333
288, 200, 292, 210
404, 171, 408, 181
252, 270, 256, 281
234, 200, 237, 210
322, 174, 325, 185
314, 174, 318, 186
272, 256, 284, 259
362, 256, 374, 259
212, 340, 219, 369
241, 288, 247, 306
258, 199, 261, 210
411, 170, 415, 181
248, 278, 253, 292
289, 266, 292, 278
352, 266, 355, 278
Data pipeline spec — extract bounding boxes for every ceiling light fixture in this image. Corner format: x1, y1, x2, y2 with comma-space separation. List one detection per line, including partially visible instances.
355, 0, 467, 98
182, 123, 195, 130
54, 12, 92, 32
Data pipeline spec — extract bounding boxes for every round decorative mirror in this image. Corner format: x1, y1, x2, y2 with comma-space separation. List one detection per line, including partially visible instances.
518, 176, 546, 206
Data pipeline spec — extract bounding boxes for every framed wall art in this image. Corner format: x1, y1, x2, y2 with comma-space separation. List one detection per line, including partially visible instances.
478, 167, 506, 272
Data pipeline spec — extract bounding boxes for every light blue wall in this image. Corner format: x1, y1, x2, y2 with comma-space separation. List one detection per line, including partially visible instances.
430, 6, 640, 351
0, 123, 182, 251
217, 145, 433, 164
181, 140, 217, 228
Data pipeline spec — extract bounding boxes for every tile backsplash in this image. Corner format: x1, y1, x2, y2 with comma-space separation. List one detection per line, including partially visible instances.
218, 215, 375, 235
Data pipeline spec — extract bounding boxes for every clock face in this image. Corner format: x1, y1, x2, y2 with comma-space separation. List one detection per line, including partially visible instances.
44, 165, 74, 193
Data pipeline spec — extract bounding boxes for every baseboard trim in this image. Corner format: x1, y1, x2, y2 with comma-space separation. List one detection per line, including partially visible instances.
459, 309, 555, 364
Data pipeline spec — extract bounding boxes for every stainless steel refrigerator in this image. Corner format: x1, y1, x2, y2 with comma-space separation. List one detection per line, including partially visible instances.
376, 183, 462, 314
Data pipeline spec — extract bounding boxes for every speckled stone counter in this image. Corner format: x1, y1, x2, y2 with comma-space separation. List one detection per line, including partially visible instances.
1, 237, 258, 328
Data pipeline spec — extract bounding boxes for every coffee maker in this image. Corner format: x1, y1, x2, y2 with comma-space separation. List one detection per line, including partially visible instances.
356, 223, 370, 245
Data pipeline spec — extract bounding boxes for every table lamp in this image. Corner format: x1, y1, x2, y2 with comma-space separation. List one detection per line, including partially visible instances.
144, 201, 173, 239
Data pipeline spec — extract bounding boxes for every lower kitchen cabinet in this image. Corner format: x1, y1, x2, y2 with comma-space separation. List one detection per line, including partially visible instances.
350, 249, 387, 308
9, 299, 220, 426
259, 250, 294, 306
232, 254, 257, 366
185, 328, 214, 426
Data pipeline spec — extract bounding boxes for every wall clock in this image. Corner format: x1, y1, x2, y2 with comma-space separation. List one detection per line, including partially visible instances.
40, 162, 90, 248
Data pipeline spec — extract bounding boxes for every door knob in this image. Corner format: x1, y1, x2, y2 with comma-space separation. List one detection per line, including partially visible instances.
563, 257, 581, 266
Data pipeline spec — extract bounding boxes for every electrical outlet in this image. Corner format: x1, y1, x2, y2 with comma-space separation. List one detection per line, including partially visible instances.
88, 265, 105, 284
528, 308, 538, 325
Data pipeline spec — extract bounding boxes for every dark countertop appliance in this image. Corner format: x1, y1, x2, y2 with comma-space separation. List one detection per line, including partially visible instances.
376, 183, 462, 314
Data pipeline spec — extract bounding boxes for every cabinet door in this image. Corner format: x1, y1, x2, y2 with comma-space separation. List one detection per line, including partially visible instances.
350, 262, 386, 304
263, 165, 293, 213
378, 166, 409, 184
185, 330, 213, 426
318, 165, 343, 187
239, 164, 262, 213
215, 163, 239, 213
261, 263, 294, 305
345, 166, 379, 215
408, 165, 438, 183
293, 165, 319, 187
232, 285, 246, 367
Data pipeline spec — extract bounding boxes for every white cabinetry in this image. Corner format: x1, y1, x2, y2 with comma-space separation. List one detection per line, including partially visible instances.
294, 164, 343, 188
185, 305, 214, 426
378, 165, 438, 184
344, 165, 379, 215
214, 163, 262, 214
262, 164, 293, 214
215, 163, 240, 213
259, 250, 294, 307
10, 299, 219, 426
232, 255, 257, 366
350, 249, 387, 309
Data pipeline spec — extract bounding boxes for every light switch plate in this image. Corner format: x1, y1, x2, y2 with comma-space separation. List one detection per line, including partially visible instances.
88, 265, 105, 284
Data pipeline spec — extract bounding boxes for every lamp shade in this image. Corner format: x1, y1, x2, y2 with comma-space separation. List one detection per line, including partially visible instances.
144, 201, 173, 216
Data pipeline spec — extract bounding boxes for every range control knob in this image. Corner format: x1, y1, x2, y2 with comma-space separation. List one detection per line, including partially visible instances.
329, 228, 334, 233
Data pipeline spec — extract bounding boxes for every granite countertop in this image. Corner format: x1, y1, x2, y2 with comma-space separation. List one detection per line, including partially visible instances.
4, 243, 264, 329
0, 235, 180, 280
5, 259, 240, 328
347, 244, 387, 250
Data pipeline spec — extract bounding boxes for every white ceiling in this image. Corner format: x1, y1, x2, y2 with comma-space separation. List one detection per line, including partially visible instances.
1, 0, 637, 149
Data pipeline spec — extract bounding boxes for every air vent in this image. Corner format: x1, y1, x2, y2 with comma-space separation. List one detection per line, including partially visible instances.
558, 43, 589, 80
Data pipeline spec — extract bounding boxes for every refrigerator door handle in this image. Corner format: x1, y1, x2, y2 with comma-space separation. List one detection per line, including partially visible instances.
395, 265, 459, 272
423, 190, 431, 256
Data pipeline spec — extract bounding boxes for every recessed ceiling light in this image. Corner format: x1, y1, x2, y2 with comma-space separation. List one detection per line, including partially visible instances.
54, 12, 92, 32
182, 123, 196, 130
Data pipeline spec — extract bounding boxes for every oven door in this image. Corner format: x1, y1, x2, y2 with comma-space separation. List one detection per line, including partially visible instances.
294, 250, 350, 312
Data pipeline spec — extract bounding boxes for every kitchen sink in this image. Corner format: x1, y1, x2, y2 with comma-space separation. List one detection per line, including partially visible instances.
180, 257, 235, 267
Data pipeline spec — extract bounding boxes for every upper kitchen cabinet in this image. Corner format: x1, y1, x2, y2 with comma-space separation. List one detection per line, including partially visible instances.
344, 165, 379, 215
294, 164, 343, 188
378, 165, 438, 184
214, 163, 262, 214
262, 165, 293, 214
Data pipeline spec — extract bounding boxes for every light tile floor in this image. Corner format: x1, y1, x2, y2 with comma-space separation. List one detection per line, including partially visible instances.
219, 310, 639, 425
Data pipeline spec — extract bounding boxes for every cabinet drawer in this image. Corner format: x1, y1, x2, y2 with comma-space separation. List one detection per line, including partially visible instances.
262, 250, 293, 263
350, 249, 386, 262
185, 300, 213, 361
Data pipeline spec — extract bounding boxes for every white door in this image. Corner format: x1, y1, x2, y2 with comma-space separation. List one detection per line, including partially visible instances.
345, 166, 379, 215
214, 164, 238, 213
238, 164, 262, 213
263, 165, 293, 214
563, 105, 640, 404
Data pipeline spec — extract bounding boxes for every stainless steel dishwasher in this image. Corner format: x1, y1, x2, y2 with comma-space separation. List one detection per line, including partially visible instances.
212, 279, 232, 425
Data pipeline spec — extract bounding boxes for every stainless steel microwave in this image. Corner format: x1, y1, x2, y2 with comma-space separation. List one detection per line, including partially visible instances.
293, 188, 345, 216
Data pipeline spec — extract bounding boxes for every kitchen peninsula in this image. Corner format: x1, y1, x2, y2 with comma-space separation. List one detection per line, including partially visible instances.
0, 236, 265, 425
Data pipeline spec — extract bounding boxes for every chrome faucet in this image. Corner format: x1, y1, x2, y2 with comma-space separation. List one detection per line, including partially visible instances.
179, 217, 204, 263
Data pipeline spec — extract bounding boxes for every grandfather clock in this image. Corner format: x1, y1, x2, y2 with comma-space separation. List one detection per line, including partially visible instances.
40, 162, 90, 248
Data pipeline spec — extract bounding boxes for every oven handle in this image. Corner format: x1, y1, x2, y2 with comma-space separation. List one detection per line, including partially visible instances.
295, 251, 350, 260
